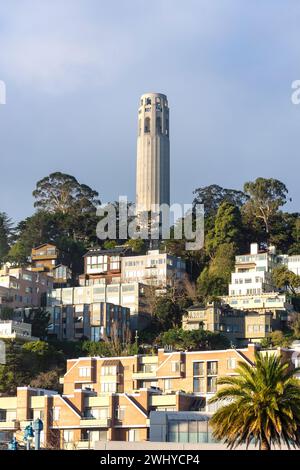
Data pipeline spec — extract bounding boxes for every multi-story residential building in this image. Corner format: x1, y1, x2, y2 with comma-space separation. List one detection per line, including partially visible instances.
222, 292, 293, 316
31, 244, 59, 272
121, 250, 186, 287
182, 302, 286, 345
0, 266, 53, 310
47, 302, 130, 342
79, 247, 186, 289
48, 282, 151, 330
0, 344, 296, 449
0, 320, 38, 342
30, 244, 72, 288
228, 243, 278, 297
79, 247, 131, 286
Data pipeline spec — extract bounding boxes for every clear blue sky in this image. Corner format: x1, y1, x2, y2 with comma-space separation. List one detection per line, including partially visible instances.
0, 0, 299, 222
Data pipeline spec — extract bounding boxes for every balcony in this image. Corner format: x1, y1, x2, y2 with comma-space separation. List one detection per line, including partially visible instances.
31, 251, 58, 260
0, 420, 19, 431
63, 440, 95, 450
79, 417, 111, 428
132, 371, 157, 380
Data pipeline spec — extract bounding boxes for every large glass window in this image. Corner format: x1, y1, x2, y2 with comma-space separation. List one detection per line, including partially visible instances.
193, 362, 204, 376
167, 420, 212, 443
193, 377, 205, 393
207, 376, 217, 393
207, 361, 218, 375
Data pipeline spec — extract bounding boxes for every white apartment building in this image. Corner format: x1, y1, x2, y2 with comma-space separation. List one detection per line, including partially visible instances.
0, 320, 38, 342
283, 255, 300, 276
121, 250, 186, 287
223, 292, 293, 315
228, 243, 278, 297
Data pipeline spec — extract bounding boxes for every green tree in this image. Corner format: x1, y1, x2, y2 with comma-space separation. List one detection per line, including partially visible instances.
0, 307, 14, 320
243, 178, 288, 235
209, 353, 300, 450
272, 265, 300, 296
157, 328, 230, 351
193, 184, 248, 224
6, 240, 28, 266
269, 330, 292, 348
197, 243, 235, 300
0, 212, 12, 263
206, 202, 242, 256
33, 172, 100, 215
27, 309, 50, 339
30, 368, 62, 392
153, 296, 182, 331
125, 238, 146, 254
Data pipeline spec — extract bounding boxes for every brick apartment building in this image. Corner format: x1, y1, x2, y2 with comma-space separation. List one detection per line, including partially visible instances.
0, 344, 296, 449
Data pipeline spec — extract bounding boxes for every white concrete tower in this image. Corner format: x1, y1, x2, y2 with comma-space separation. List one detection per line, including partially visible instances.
136, 92, 170, 213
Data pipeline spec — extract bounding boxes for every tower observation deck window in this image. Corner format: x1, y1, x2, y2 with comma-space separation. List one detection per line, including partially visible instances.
146, 97, 152, 105
156, 116, 162, 134
144, 117, 151, 133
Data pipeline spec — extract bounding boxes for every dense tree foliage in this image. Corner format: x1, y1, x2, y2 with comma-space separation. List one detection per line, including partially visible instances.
243, 178, 289, 235
157, 327, 230, 351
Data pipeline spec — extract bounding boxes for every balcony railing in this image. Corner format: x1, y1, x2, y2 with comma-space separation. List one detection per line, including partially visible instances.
79, 417, 111, 428
0, 420, 19, 430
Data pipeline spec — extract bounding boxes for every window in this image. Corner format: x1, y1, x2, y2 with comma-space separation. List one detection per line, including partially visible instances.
164, 379, 172, 391
146, 97, 151, 105
193, 362, 204, 376
171, 361, 180, 373
156, 116, 162, 134
53, 407, 60, 421
115, 407, 126, 420
193, 377, 205, 393
128, 429, 140, 442
144, 117, 150, 133
101, 382, 116, 393
110, 256, 120, 270
85, 407, 109, 419
207, 361, 218, 375
79, 367, 91, 377
207, 376, 217, 393
101, 365, 117, 376
63, 430, 74, 443
227, 358, 236, 369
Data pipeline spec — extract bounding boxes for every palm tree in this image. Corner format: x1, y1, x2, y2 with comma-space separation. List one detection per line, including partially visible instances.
208, 352, 300, 450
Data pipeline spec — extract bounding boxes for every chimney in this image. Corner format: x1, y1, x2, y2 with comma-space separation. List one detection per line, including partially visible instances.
250, 243, 258, 255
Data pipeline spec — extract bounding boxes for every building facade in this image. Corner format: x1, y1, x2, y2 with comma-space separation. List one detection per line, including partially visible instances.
31, 244, 72, 287
121, 250, 186, 287
182, 301, 287, 345
0, 320, 38, 342
47, 302, 130, 342
0, 344, 296, 449
48, 282, 151, 330
0, 266, 53, 310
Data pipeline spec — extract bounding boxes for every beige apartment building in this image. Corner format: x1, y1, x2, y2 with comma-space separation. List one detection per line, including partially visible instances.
121, 250, 186, 287
0, 344, 274, 449
0, 266, 53, 310
182, 302, 285, 345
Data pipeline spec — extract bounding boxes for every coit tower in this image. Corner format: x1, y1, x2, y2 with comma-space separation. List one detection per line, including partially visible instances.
135, 92, 170, 214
